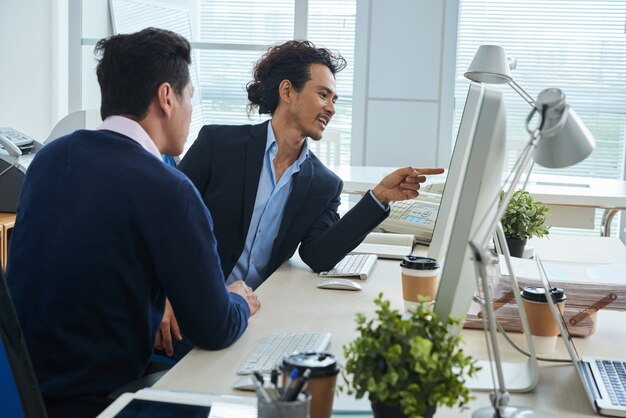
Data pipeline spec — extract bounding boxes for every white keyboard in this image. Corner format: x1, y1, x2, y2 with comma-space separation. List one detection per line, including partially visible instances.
318, 253, 377, 280
236, 332, 331, 375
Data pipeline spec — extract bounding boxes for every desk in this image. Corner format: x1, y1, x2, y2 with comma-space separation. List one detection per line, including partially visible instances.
156, 235, 626, 416
331, 165, 626, 237
0, 212, 16, 271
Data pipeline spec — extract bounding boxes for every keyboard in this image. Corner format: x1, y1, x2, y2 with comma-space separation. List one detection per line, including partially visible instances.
318, 253, 377, 280
595, 360, 626, 406
237, 332, 331, 375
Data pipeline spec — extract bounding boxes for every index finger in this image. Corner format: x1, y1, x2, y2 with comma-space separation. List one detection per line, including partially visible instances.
414, 168, 445, 176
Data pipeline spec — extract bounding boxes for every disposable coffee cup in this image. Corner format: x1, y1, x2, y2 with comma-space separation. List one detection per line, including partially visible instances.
400, 255, 440, 311
521, 286, 566, 353
281, 352, 340, 418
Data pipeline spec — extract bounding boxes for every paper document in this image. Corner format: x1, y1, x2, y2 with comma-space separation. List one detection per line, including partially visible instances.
499, 256, 626, 286
351, 232, 414, 259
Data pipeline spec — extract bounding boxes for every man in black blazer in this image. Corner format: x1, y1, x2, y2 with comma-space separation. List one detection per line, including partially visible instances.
157, 41, 442, 356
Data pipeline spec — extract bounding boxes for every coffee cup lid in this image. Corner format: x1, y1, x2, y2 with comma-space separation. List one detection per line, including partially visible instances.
520, 286, 566, 304
281, 352, 340, 378
400, 255, 439, 270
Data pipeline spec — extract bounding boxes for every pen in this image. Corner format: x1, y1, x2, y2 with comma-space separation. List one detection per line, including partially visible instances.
279, 368, 299, 401
270, 368, 279, 387
254, 371, 279, 401
285, 368, 311, 401
251, 374, 272, 403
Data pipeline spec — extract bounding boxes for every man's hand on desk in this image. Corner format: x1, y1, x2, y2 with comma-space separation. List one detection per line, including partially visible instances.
228, 280, 261, 316
155, 298, 182, 357
371, 167, 445, 206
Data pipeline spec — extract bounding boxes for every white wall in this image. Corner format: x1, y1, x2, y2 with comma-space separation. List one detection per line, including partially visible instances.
0, 0, 68, 141
351, 0, 459, 168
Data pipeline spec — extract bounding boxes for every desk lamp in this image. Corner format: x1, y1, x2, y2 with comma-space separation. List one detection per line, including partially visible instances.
464, 45, 596, 418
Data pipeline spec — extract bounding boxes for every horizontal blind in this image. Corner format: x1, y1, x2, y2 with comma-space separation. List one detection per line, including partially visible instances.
307, 0, 357, 165
455, 0, 626, 181
109, 0, 205, 147
197, 0, 295, 131
455, 0, 626, 236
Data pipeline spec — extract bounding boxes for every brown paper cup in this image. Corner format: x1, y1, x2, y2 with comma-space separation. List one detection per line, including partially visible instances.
522, 299, 565, 352
401, 268, 438, 310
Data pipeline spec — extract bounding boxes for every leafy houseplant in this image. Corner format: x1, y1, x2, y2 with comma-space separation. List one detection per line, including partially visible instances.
500, 189, 550, 257
342, 294, 480, 418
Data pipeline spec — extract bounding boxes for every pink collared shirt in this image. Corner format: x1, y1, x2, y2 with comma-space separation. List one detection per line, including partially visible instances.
98, 115, 161, 160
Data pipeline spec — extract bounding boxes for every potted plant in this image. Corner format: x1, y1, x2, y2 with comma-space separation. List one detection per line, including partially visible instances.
500, 190, 550, 257
342, 294, 480, 418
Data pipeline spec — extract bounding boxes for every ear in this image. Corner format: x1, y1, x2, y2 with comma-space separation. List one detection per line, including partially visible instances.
278, 79, 293, 104
155, 82, 175, 118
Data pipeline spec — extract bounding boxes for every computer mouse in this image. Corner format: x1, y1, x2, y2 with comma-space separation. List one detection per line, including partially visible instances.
231, 375, 256, 391
316, 278, 362, 291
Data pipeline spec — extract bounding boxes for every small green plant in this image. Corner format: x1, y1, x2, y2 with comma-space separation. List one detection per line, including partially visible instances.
500, 190, 550, 240
342, 294, 480, 418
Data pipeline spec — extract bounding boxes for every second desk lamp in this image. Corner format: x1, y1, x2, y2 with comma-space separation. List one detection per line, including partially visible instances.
464, 45, 595, 418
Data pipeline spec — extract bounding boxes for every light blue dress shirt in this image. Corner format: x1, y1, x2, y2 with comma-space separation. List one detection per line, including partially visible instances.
226, 121, 309, 289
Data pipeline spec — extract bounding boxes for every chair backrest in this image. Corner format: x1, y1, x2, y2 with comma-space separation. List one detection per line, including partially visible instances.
309, 130, 342, 166
0, 269, 47, 417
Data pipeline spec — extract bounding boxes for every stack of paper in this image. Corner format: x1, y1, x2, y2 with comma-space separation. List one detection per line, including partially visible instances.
464, 258, 626, 337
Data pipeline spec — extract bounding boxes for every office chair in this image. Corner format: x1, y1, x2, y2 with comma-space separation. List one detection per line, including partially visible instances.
0, 268, 48, 418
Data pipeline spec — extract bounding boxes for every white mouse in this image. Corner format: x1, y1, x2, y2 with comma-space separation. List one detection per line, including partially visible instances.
316, 278, 362, 291
231, 375, 256, 391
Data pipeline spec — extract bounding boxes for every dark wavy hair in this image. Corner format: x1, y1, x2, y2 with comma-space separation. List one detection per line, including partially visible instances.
246, 40, 347, 115
95, 27, 191, 121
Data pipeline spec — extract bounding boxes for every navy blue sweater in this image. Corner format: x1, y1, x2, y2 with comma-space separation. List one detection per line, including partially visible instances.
6, 130, 250, 417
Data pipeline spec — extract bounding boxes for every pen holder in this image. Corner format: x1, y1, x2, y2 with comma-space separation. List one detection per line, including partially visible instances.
257, 392, 311, 418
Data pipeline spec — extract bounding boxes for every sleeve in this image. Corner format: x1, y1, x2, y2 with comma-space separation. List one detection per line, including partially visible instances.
178, 125, 214, 193
153, 177, 249, 350
298, 181, 390, 272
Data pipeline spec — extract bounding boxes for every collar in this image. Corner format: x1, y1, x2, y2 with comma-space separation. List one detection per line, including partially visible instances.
98, 116, 161, 160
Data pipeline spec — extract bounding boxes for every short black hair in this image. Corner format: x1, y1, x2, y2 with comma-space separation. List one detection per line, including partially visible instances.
246, 40, 347, 115
94, 27, 192, 120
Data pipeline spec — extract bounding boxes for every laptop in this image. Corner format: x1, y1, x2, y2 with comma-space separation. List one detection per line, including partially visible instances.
537, 256, 626, 417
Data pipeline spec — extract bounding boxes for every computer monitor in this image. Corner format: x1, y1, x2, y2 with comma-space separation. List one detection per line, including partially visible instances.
433, 87, 506, 323
427, 83, 486, 262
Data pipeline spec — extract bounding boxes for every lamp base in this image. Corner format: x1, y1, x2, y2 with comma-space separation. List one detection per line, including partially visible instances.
472, 405, 557, 418
467, 359, 539, 392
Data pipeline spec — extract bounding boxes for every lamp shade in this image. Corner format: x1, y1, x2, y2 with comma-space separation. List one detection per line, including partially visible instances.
464, 45, 512, 84
533, 89, 595, 168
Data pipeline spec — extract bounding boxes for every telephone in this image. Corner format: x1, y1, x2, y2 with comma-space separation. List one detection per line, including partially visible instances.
0, 127, 35, 157
0, 128, 43, 212
378, 192, 442, 244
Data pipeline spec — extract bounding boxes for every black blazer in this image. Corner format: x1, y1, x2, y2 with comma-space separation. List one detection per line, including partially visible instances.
179, 121, 389, 282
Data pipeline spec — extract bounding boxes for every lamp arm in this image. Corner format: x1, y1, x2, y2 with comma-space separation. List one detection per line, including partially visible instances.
470, 241, 509, 413
476, 128, 541, 249
508, 79, 535, 107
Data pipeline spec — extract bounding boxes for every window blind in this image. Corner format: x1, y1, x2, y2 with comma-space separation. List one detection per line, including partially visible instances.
307, 0, 357, 165
197, 0, 356, 164
454, 0, 626, 236
109, 0, 357, 160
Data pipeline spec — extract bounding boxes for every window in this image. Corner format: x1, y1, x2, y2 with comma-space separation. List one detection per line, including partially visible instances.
107, 0, 356, 161
196, 0, 356, 163
454, 0, 626, 236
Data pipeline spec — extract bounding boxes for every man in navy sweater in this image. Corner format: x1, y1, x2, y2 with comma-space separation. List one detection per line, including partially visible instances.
6, 27, 260, 418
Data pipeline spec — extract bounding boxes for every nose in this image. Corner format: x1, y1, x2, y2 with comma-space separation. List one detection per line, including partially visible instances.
326, 100, 336, 117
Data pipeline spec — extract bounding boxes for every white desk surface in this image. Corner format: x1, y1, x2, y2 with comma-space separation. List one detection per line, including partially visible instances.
332, 165, 626, 209
155, 236, 626, 417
